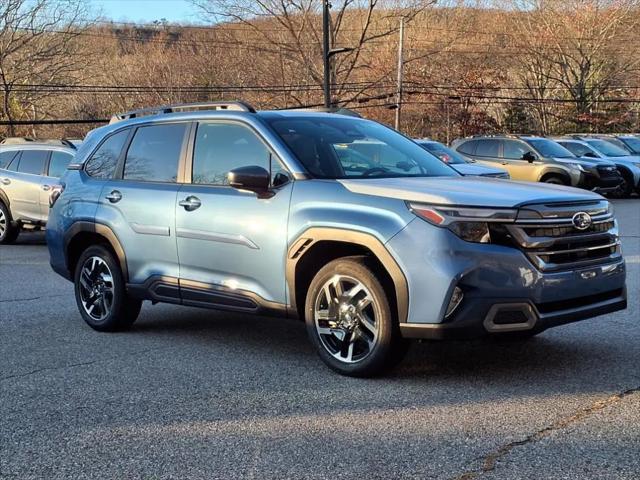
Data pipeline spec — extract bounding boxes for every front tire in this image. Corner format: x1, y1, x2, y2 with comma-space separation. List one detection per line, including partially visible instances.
304, 256, 407, 377
542, 175, 567, 186
0, 202, 19, 244
74, 245, 141, 332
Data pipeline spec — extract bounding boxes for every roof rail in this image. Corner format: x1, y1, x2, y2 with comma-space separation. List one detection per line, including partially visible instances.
279, 106, 362, 118
109, 101, 257, 124
0, 137, 36, 145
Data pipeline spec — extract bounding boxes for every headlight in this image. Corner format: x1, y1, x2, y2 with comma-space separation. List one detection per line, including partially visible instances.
408, 203, 517, 243
567, 163, 586, 172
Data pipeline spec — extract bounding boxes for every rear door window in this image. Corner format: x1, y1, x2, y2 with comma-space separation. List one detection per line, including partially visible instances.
85, 129, 130, 179
48, 151, 74, 177
123, 123, 187, 182
475, 140, 500, 158
16, 150, 48, 175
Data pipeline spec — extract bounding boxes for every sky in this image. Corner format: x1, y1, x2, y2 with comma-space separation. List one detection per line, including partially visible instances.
92, 0, 200, 24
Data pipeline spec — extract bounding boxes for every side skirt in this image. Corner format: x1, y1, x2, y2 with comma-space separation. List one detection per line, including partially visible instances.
126, 275, 289, 318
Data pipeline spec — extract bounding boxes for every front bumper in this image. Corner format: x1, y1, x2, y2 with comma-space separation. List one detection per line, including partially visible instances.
400, 285, 627, 340
581, 170, 624, 193
386, 217, 627, 340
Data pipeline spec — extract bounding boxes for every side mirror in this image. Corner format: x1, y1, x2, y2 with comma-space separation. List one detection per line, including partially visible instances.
584, 152, 597, 158
522, 152, 537, 163
228, 165, 270, 195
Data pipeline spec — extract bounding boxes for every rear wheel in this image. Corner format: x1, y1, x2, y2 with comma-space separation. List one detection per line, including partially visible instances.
304, 257, 407, 377
0, 202, 19, 245
74, 245, 141, 331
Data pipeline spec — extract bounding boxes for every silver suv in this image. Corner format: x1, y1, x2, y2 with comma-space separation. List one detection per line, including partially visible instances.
0, 138, 77, 244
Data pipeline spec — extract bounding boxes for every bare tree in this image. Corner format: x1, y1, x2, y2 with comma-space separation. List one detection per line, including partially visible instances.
189, 0, 443, 108
0, 0, 90, 136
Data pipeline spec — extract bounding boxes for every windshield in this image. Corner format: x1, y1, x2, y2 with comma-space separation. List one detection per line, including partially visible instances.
525, 139, 575, 159
620, 137, 640, 154
264, 116, 459, 179
417, 141, 468, 165
585, 139, 630, 157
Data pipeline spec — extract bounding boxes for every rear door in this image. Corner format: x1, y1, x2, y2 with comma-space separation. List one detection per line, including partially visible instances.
95, 122, 189, 285
2, 150, 50, 222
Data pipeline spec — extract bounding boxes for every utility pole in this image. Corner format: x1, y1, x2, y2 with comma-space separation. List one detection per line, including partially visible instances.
322, 0, 331, 108
394, 17, 405, 131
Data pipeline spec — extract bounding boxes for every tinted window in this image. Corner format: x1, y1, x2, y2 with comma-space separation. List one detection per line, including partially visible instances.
419, 141, 467, 165
525, 139, 574, 158
17, 150, 48, 175
48, 151, 73, 177
503, 140, 533, 160
559, 141, 592, 157
86, 130, 129, 179
192, 122, 270, 185
456, 140, 477, 155
475, 140, 500, 157
585, 139, 630, 157
123, 124, 186, 182
0, 151, 17, 169
265, 117, 457, 179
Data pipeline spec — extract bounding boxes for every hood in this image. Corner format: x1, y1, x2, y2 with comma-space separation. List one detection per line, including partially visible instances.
338, 176, 602, 208
451, 163, 507, 176
573, 157, 616, 167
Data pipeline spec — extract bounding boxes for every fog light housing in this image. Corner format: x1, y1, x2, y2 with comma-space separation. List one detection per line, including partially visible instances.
445, 286, 464, 318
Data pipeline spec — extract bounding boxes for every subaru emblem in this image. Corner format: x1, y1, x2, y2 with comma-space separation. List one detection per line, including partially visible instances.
572, 212, 592, 231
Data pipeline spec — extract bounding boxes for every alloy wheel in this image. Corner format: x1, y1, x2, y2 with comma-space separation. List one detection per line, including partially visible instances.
314, 274, 379, 364
0, 209, 6, 238
78, 256, 114, 321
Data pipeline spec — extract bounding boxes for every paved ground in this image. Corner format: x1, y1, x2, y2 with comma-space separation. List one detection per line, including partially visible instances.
0, 200, 638, 480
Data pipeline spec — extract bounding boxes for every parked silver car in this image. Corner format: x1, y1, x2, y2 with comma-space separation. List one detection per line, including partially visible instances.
555, 136, 640, 196
0, 138, 78, 244
414, 139, 510, 178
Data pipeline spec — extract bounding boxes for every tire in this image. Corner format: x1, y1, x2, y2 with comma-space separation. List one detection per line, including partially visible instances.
304, 256, 407, 377
74, 245, 141, 332
542, 175, 567, 186
0, 202, 19, 245
613, 174, 634, 198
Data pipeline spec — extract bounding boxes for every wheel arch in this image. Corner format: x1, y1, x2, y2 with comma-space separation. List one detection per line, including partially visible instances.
286, 228, 408, 324
539, 169, 571, 184
64, 222, 128, 281
0, 188, 10, 210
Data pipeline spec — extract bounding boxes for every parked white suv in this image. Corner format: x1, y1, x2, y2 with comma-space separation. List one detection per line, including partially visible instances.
0, 138, 78, 244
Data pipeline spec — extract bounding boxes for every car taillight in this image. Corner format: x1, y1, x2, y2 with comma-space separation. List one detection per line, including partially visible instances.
49, 184, 64, 208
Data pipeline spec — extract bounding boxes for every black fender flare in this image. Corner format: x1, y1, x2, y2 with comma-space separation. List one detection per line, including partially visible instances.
64, 221, 129, 281
286, 227, 409, 324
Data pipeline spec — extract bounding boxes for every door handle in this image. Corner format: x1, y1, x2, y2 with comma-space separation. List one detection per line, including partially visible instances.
42, 184, 51, 191
1, 178, 10, 185
105, 190, 122, 203
179, 196, 201, 211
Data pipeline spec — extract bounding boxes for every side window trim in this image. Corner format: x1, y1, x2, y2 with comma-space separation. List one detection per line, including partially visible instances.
186, 119, 291, 187
114, 121, 191, 183
84, 128, 133, 179
7, 151, 22, 171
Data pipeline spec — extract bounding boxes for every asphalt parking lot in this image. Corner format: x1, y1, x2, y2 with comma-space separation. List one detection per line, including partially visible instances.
0, 199, 638, 480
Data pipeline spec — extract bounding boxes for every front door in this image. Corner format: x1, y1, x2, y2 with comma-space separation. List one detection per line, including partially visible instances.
96, 122, 189, 284
501, 140, 541, 181
176, 121, 292, 308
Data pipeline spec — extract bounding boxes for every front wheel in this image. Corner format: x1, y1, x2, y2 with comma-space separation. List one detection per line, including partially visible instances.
304, 257, 407, 377
74, 245, 142, 331
542, 175, 567, 186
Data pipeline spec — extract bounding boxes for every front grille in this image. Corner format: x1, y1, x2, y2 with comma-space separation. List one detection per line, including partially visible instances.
505, 200, 621, 272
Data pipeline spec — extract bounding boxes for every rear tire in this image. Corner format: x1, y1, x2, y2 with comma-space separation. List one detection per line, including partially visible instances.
0, 202, 19, 245
304, 256, 407, 377
74, 245, 141, 332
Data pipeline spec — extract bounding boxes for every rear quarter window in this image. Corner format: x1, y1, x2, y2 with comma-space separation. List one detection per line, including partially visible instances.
0, 151, 18, 169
